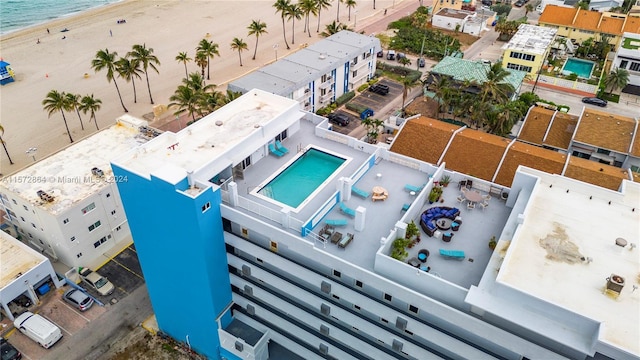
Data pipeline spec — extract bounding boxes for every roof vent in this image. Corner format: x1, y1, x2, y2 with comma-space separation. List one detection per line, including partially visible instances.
615, 238, 627, 247
319, 53, 327, 59
37, 190, 55, 203
606, 274, 624, 294
91, 167, 104, 177
215, 120, 223, 126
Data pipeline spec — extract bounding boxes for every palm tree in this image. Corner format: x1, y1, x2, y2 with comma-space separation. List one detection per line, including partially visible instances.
320, 20, 351, 37
429, 75, 451, 117
196, 39, 220, 80
336, 0, 343, 21
604, 67, 629, 95
361, 117, 383, 143
115, 57, 143, 103
247, 20, 268, 60
79, 94, 102, 130
398, 57, 411, 67
230, 38, 249, 66
525, 3, 534, 16
479, 63, 514, 104
300, 0, 317, 37
194, 51, 208, 78
345, 0, 357, 21
65, 93, 84, 130
42, 90, 74, 143
128, 44, 160, 104
490, 101, 522, 136
175, 51, 192, 78
401, 77, 418, 111
286, 3, 303, 45
169, 85, 201, 122
315, 0, 332, 32
0, 125, 14, 165
91, 49, 128, 112
273, 0, 292, 50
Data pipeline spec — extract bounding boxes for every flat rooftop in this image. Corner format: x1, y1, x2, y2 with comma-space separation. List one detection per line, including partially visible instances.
0, 115, 150, 215
503, 24, 557, 55
0, 231, 46, 288
498, 170, 640, 356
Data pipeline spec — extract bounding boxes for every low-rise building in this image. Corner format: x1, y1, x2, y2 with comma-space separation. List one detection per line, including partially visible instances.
431, 8, 496, 36
611, 32, 640, 95
501, 24, 557, 77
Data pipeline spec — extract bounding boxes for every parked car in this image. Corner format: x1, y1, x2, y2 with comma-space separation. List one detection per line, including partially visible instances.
327, 113, 350, 126
13, 312, 62, 349
514, 0, 525, 6
376, 50, 384, 58
396, 52, 406, 62
386, 50, 396, 60
581, 97, 608, 107
79, 267, 114, 296
63, 289, 94, 311
369, 83, 390, 95
482, 0, 493, 5
418, 58, 426, 68
1, 338, 22, 360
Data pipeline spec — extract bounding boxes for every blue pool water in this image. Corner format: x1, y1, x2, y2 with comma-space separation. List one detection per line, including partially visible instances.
562, 58, 595, 79
259, 148, 346, 208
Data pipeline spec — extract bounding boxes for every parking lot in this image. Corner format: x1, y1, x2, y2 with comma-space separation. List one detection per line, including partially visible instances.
5, 243, 145, 360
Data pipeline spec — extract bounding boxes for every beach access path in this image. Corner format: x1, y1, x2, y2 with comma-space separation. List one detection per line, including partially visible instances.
0, 0, 421, 174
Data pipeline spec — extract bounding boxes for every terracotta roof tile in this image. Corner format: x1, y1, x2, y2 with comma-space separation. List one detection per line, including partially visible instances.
573, 9, 603, 32
573, 109, 635, 154
544, 112, 578, 150
631, 128, 640, 157
441, 129, 510, 181
494, 142, 567, 187
564, 156, 629, 190
538, 5, 578, 26
518, 106, 555, 145
622, 16, 640, 34
390, 116, 458, 164
599, 17, 624, 35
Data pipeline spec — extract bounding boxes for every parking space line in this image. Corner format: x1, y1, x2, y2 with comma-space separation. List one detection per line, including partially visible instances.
4, 327, 16, 337
117, 286, 129, 295
110, 258, 144, 280
96, 240, 134, 269
40, 313, 71, 336
56, 298, 91, 322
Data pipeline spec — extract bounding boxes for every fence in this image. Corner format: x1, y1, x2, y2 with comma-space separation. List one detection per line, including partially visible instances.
536, 75, 598, 94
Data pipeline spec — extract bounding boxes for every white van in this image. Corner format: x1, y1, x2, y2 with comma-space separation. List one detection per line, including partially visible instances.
13, 311, 63, 348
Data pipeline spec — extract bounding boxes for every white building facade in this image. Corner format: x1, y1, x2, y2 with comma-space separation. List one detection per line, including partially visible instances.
612, 32, 640, 90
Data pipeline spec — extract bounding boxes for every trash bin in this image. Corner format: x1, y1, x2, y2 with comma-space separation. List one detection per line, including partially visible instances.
37, 283, 50, 295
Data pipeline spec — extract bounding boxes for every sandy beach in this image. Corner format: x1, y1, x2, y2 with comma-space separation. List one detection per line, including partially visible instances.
0, 0, 420, 174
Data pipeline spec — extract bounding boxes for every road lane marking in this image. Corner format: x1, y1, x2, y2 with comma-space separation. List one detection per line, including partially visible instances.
56, 298, 91, 322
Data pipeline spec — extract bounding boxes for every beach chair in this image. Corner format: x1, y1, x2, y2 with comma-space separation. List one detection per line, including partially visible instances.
268, 143, 285, 157
351, 186, 370, 199
401, 203, 411, 212
439, 249, 466, 260
404, 184, 422, 193
339, 202, 356, 217
275, 140, 289, 154
325, 219, 348, 227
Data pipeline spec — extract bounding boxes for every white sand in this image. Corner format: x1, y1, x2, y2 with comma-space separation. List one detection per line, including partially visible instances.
0, 0, 418, 174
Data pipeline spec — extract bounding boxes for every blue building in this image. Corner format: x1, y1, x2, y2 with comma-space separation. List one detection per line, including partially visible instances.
112, 89, 639, 360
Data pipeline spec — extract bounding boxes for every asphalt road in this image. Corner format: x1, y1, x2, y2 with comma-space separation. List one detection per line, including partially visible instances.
43, 284, 152, 360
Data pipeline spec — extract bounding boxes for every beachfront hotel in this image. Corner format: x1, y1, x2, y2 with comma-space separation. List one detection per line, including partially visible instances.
111, 89, 639, 360
0, 115, 155, 269
227, 31, 381, 112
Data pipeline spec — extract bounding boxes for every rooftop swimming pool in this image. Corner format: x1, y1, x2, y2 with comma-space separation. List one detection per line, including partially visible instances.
257, 146, 347, 210
561, 58, 595, 79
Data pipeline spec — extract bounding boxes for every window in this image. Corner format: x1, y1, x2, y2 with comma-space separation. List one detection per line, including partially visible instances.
596, 148, 611, 155
508, 52, 535, 62
70, 236, 76, 241
352, 56, 358, 65
63, 218, 69, 224
384, 293, 392, 302
381, 318, 389, 323
572, 151, 591, 159
355, 280, 363, 288
332, 269, 341, 278
629, 62, 640, 72
506, 63, 532, 73
201, 202, 211, 212
354, 304, 361, 311
81, 202, 96, 214
94, 241, 101, 248
94, 236, 108, 248
631, 165, 640, 173
111, 210, 116, 215
409, 305, 419, 314
620, 60, 628, 69
88, 220, 101, 232
332, 294, 340, 300
352, 70, 358, 78
115, 226, 122, 231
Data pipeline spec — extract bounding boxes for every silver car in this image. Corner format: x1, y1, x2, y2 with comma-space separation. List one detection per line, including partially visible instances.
63, 289, 94, 311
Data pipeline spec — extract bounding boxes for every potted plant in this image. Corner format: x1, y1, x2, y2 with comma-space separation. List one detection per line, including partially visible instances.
489, 236, 497, 250
391, 237, 411, 261
428, 186, 443, 203
406, 220, 419, 240
440, 175, 451, 187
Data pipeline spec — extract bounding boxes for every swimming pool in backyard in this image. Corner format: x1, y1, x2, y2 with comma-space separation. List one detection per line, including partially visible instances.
256, 146, 349, 210
561, 58, 596, 79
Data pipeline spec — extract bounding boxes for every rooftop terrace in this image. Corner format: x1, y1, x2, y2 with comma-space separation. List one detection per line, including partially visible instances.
0, 231, 46, 288
503, 24, 557, 55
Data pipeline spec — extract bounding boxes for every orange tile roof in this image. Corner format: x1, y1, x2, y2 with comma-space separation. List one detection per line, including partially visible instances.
573, 9, 602, 32
538, 5, 578, 26
494, 142, 567, 187
631, 129, 640, 157
390, 116, 459, 164
518, 106, 555, 146
441, 129, 510, 181
599, 17, 624, 35
564, 156, 630, 190
573, 109, 636, 154
544, 112, 578, 150
623, 16, 640, 34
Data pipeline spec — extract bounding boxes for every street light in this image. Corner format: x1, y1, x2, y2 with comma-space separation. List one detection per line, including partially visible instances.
273, 44, 279, 61
26, 147, 37, 162
354, 11, 358, 30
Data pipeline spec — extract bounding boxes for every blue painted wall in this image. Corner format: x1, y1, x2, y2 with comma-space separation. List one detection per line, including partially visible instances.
112, 165, 232, 359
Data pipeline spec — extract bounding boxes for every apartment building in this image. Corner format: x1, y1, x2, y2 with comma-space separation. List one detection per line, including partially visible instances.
501, 24, 557, 77
611, 32, 640, 93
112, 89, 638, 360
227, 31, 380, 112
0, 116, 154, 268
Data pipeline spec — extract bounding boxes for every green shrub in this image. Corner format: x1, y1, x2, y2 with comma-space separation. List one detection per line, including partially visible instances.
346, 102, 367, 114
565, 73, 578, 81
390, 237, 411, 261
357, 83, 369, 92
335, 91, 355, 106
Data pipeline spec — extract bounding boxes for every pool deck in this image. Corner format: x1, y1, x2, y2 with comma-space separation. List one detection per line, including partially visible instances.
561, 58, 596, 79
229, 119, 511, 290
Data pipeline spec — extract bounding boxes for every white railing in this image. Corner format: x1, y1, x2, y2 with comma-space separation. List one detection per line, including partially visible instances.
289, 217, 304, 233
387, 153, 421, 170
536, 75, 598, 94
237, 196, 283, 223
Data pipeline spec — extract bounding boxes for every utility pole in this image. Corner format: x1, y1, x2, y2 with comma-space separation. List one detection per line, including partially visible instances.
417, 34, 426, 71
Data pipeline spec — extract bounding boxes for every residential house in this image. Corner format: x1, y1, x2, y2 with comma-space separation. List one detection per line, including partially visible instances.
431, 8, 496, 36
501, 24, 557, 77
611, 32, 640, 95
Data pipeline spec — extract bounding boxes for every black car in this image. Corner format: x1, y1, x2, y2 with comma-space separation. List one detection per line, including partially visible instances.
1, 338, 21, 360
514, 0, 525, 6
482, 0, 492, 4
328, 113, 350, 126
369, 83, 390, 95
376, 50, 384, 58
418, 58, 426, 68
581, 97, 607, 107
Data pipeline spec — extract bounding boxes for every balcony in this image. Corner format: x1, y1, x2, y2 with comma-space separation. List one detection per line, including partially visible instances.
319, 77, 333, 89
320, 90, 333, 103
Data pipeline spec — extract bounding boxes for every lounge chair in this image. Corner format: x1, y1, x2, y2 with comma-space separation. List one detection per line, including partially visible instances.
439, 249, 465, 260
268, 143, 285, 157
351, 186, 370, 199
401, 203, 411, 212
404, 184, 423, 192
338, 233, 354, 248
330, 231, 343, 244
275, 140, 289, 154
325, 219, 348, 227
339, 202, 356, 217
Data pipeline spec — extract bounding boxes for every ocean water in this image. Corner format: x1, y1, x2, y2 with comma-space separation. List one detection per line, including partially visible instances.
0, 0, 120, 35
